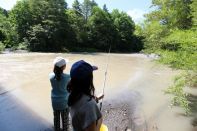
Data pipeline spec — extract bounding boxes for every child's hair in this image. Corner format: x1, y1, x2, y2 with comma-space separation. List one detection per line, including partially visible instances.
53, 66, 63, 81
67, 72, 95, 106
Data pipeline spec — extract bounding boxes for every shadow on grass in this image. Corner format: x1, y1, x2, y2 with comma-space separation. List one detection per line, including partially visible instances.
187, 94, 197, 127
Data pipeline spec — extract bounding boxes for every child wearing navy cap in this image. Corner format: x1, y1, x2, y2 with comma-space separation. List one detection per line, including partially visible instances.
67, 60, 103, 131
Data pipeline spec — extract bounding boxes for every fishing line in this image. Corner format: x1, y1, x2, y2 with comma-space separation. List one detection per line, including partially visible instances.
100, 45, 111, 111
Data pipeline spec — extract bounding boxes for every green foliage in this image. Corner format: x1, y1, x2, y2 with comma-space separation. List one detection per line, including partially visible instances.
0, 13, 6, 42
1, 0, 142, 52
0, 41, 5, 52
82, 0, 96, 23
103, 4, 108, 12
26, 24, 47, 51
67, 1, 140, 52
190, 0, 197, 29
157, 50, 197, 70
157, 30, 197, 71
184, 71, 197, 88
72, 0, 82, 15
141, 0, 197, 115
17, 41, 28, 50
66, 9, 84, 48
87, 7, 116, 51
29, 0, 72, 52
142, 0, 196, 70
165, 71, 197, 115
163, 30, 197, 51
9, 0, 73, 52
142, 21, 169, 51
111, 10, 136, 52
147, 0, 192, 29
0, 7, 8, 16
9, 0, 31, 42
0, 8, 18, 47
133, 25, 144, 51
165, 73, 191, 114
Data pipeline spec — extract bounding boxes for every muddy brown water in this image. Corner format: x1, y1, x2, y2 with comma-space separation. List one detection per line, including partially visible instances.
0, 53, 196, 131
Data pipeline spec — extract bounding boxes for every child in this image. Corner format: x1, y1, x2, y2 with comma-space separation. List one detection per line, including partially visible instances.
49, 57, 70, 131
67, 60, 103, 131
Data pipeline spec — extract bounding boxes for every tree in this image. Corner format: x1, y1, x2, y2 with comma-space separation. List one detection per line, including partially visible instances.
143, 21, 169, 50
0, 7, 8, 17
0, 7, 17, 48
2, 0, 142, 52
72, 0, 82, 15
81, 0, 98, 23
29, 0, 72, 51
9, 0, 73, 52
111, 10, 136, 52
27, 24, 47, 51
0, 10, 6, 42
91, 0, 98, 8
87, 7, 117, 51
190, 0, 197, 29
82, 0, 92, 22
146, 0, 192, 29
133, 24, 144, 51
141, 0, 196, 70
103, 4, 108, 12
9, 0, 31, 42
1, 7, 18, 50
66, 9, 85, 49
142, 0, 195, 52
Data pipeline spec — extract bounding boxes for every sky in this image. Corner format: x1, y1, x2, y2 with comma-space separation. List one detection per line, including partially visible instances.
0, 0, 153, 23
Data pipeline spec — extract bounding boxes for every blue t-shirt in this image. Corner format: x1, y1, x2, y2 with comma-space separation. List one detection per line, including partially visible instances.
49, 72, 70, 110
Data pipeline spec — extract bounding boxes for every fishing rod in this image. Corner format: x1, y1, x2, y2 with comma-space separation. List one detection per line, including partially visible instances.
100, 45, 111, 111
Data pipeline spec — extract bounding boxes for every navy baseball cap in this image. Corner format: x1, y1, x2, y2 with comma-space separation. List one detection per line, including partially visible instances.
70, 60, 97, 79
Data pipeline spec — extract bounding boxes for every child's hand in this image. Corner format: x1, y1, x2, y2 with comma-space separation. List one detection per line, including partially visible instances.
97, 93, 104, 100
92, 66, 98, 70
95, 93, 104, 103
67, 80, 72, 93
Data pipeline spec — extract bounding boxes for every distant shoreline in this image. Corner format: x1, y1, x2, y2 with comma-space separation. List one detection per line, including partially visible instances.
1, 49, 160, 60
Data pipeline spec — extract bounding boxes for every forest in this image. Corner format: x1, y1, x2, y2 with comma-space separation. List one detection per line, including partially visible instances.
0, 0, 142, 52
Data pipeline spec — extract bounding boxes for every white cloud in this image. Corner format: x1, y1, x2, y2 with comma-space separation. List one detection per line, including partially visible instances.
127, 9, 146, 24
0, 0, 18, 10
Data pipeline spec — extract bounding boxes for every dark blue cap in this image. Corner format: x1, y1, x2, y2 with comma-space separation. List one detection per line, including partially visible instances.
70, 60, 97, 79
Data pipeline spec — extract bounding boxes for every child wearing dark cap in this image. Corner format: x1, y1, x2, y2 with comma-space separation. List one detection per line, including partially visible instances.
49, 57, 70, 131
67, 60, 103, 131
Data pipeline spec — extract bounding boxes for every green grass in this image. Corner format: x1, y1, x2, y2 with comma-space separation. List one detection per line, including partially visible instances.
165, 72, 191, 114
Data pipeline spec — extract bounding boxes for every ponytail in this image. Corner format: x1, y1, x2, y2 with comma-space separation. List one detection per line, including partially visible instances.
53, 66, 63, 81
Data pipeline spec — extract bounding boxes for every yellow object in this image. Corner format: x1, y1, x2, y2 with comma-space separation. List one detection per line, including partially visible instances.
100, 124, 108, 131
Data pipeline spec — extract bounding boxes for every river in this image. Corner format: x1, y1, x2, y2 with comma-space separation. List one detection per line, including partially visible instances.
0, 53, 196, 131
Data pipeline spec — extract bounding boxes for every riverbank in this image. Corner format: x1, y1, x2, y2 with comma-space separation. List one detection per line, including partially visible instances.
0, 53, 196, 131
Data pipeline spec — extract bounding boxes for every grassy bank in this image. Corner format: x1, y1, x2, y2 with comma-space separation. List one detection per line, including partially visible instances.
145, 49, 197, 122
